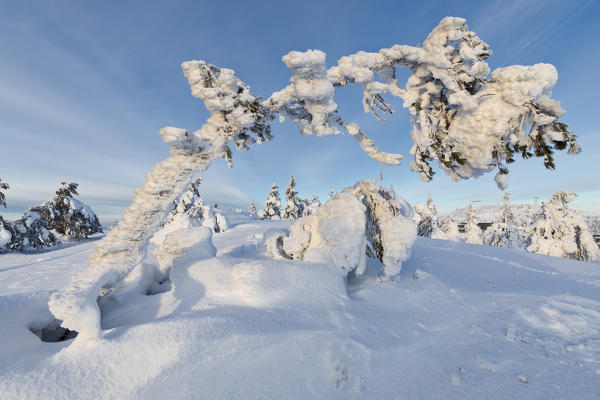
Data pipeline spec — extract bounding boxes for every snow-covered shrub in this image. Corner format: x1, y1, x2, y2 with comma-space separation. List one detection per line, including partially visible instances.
527, 192, 597, 261
0, 179, 9, 208
281, 176, 304, 220
431, 215, 460, 241
273, 180, 416, 278
0, 212, 61, 252
30, 182, 102, 240
260, 183, 281, 220
484, 192, 520, 248
413, 195, 438, 237
464, 203, 483, 244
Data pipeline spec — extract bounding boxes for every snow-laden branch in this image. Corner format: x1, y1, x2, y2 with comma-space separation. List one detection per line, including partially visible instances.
49, 16, 579, 340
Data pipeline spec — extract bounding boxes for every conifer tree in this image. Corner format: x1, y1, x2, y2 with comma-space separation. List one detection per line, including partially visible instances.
465, 203, 483, 244
527, 192, 597, 261
303, 195, 321, 216
162, 177, 227, 233
329, 188, 335, 199
484, 192, 520, 248
282, 176, 303, 220
248, 202, 257, 216
414, 194, 438, 237
432, 215, 460, 241
30, 182, 102, 240
261, 183, 281, 220
0, 179, 9, 208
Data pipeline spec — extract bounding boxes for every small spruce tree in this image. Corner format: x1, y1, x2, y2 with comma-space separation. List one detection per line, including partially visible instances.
527, 192, 597, 261
248, 202, 257, 216
261, 183, 281, 220
414, 194, 438, 237
0, 179, 9, 208
484, 192, 520, 248
464, 203, 483, 244
30, 182, 102, 240
282, 176, 303, 220
432, 215, 460, 241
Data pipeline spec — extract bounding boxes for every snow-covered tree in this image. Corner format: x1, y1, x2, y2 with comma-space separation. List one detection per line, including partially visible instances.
303, 195, 321, 216
329, 188, 335, 199
0, 179, 9, 208
281, 176, 304, 220
248, 202, 257, 216
268, 180, 416, 278
162, 177, 227, 233
527, 192, 597, 261
30, 182, 102, 240
432, 215, 460, 241
464, 203, 483, 244
50, 17, 581, 340
414, 194, 438, 237
260, 183, 281, 220
0, 211, 61, 253
484, 192, 521, 248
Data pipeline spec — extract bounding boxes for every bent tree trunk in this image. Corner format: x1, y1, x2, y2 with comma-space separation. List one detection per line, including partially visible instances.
49, 128, 213, 339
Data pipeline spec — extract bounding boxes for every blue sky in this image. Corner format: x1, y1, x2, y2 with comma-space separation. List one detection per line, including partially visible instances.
1, 0, 598, 223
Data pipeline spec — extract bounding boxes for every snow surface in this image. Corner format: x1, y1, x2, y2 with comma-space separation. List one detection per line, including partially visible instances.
1, 216, 600, 399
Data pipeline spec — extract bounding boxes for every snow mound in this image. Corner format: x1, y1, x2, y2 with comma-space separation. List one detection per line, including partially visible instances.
273, 180, 416, 278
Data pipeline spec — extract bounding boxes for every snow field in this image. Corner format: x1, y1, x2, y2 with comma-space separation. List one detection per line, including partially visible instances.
1, 216, 599, 399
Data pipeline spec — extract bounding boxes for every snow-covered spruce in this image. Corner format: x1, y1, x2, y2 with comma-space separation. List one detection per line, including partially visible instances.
265, 180, 416, 279
464, 203, 483, 245
259, 183, 281, 220
0, 179, 9, 208
0, 212, 61, 252
303, 195, 321, 216
49, 17, 578, 340
152, 178, 228, 247
431, 215, 460, 241
248, 202, 257, 216
282, 176, 304, 220
29, 182, 102, 240
527, 192, 597, 261
413, 194, 438, 237
163, 177, 227, 234
484, 192, 521, 248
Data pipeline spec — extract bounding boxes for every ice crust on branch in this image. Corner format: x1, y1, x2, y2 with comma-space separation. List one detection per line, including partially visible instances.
49, 16, 578, 340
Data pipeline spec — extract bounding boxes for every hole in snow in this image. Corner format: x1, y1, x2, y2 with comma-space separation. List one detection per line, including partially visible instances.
29, 318, 78, 342
145, 277, 172, 295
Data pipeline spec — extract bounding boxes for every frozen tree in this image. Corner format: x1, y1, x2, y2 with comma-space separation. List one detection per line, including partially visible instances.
0, 211, 61, 253
269, 180, 416, 279
161, 177, 227, 234
464, 203, 483, 244
0, 179, 9, 208
329, 188, 335, 199
414, 194, 438, 237
484, 192, 520, 248
432, 215, 460, 241
248, 202, 257, 216
260, 183, 281, 220
527, 192, 597, 261
30, 182, 102, 240
282, 176, 304, 220
49, 17, 580, 340
303, 195, 321, 216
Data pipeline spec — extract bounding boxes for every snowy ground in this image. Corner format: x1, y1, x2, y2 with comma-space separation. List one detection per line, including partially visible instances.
1, 216, 599, 399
